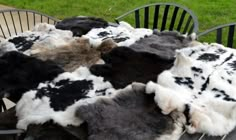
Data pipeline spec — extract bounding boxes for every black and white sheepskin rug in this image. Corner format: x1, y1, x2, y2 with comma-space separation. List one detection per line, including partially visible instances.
0, 51, 64, 103
76, 82, 185, 140
82, 21, 153, 47
55, 16, 109, 37
90, 47, 174, 89
16, 67, 113, 130
7, 23, 73, 54
146, 43, 236, 136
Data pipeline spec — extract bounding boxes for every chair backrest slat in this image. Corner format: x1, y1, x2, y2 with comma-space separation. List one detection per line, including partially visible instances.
144, 7, 149, 28
177, 10, 186, 32
0, 99, 6, 112
26, 11, 30, 30
115, 3, 198, 34
216, 28, 222, 44
227, 25, 235, 48
9, 11, 17, 35
153, 5, 160, 29
40, 14, 43, 22
0, 24, 6, 38
2, 13, 11, 37
169, 7, 179, 31
161, 5, 170, 31
17, 11, 23, 32
183, 16, 192, 34
33, 13, 36, 26
135, 10, 140, 28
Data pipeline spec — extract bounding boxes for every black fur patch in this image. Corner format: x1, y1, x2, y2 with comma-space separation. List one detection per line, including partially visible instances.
212, 88, 236, 102
197, 53, 219, 62
228, 60, 236, 70
35, 80, 93, 111
191, 67, 203, 73
0, 51, 64, 102
8, 35, 40, 51
174, 77, 194, 89
183, 104, 191, 125
97, 31, 110, 37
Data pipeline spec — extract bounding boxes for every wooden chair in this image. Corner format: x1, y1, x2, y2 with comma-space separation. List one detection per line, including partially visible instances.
198, 23, 236, 48
115, 3, 199, 34
0, 9, 59, 39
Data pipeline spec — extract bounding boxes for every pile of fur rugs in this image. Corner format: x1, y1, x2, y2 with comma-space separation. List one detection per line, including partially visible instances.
1, 16, 236, 140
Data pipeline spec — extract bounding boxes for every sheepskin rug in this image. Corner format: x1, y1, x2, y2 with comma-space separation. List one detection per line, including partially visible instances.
129, 31, 199, 60
83, 21, 153, 47
8, 23, 73, 54
31, 38, 116, 72
75, 82, 185, 140
0, 51, 64, 103
16, 67, 113, 130
146, 43, 236, 136
90, 47, 173, 89
55, 16, 109, 37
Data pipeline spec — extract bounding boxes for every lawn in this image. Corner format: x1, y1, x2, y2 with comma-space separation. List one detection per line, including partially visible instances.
0, 0, 235, 44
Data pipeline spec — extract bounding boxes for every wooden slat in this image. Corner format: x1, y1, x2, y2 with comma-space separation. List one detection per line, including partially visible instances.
26, 11, 30, 30
10, 11, 17, 35
33, 13, 36, 26
2, 12, 11, 37
0, 24, 6, 38
17, 11, 23, 32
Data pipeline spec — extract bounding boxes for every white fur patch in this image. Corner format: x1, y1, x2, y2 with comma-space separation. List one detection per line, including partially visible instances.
0, 41, 17, 56
146, 43, 236, 136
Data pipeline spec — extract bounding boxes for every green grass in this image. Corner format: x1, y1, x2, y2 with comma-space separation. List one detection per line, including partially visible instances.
0, 0, 236, 45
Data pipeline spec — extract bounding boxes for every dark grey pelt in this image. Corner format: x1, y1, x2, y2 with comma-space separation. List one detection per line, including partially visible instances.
90, 47, 173, 89
23, 122, 88, 140
76, 83, 175, 140
0, 107, 17, 129
130, 31, 196, 60
55, 16, 108, 37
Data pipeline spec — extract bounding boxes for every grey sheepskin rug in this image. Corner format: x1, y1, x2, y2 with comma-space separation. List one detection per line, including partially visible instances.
130, 31, 199, 60
76, 83, 185, 140
55, 16, 109, 37
146, 43, 236, 136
